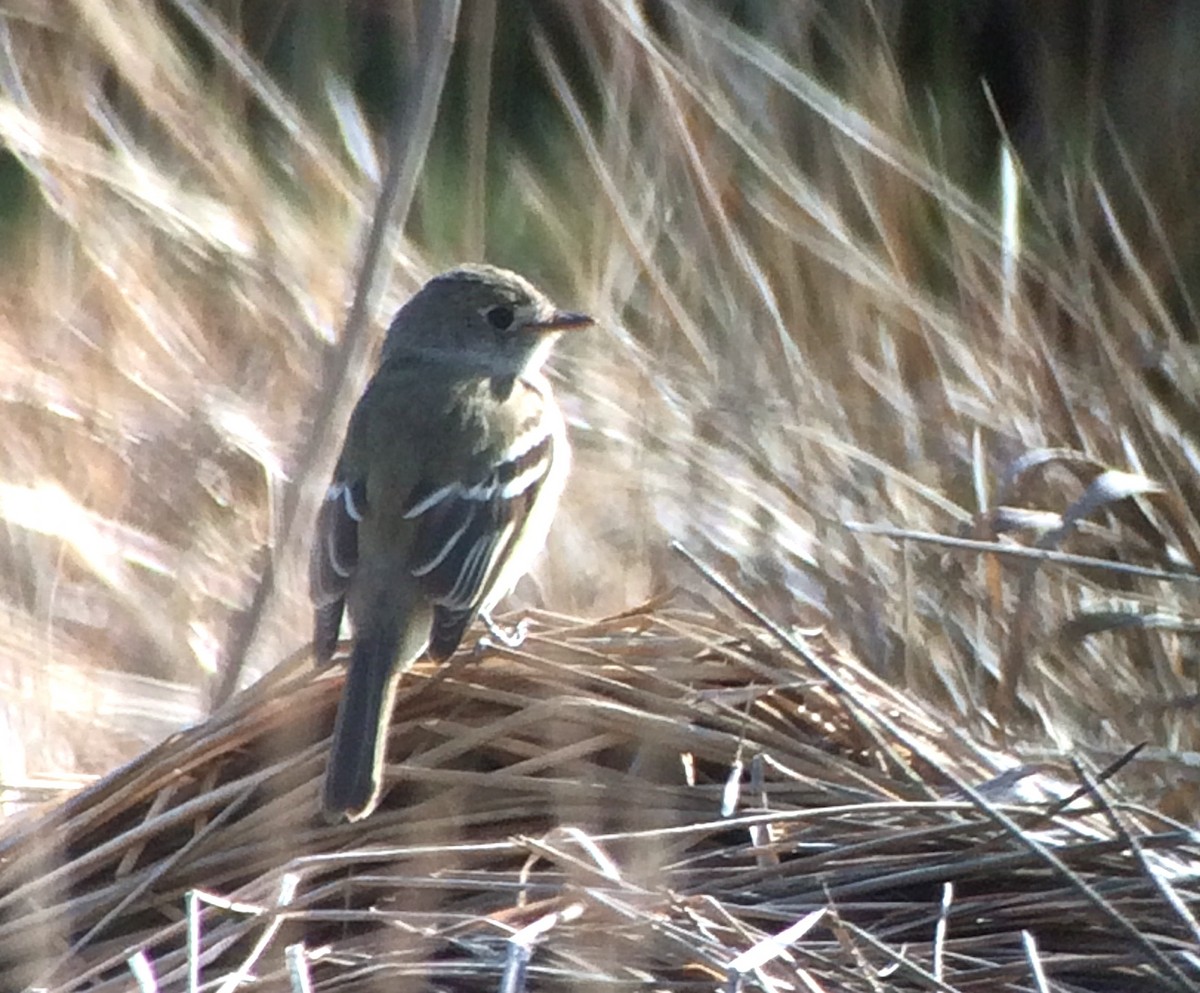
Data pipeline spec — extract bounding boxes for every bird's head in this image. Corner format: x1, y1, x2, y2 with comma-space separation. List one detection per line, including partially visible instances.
382, 265, 592, 378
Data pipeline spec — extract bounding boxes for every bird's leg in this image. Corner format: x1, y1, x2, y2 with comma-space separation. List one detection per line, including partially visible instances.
478, 610, 529, 651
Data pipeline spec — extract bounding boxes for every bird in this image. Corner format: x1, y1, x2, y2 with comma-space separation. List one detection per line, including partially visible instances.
310, 264, 593, 822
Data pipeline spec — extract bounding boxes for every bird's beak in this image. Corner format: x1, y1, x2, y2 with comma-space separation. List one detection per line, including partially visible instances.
528, 310, 594, 333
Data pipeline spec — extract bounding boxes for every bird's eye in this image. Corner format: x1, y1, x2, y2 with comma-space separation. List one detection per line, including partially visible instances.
485, 304, 515, 331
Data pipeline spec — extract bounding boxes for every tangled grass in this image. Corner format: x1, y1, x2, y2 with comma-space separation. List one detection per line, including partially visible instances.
4, 595, 1198, 990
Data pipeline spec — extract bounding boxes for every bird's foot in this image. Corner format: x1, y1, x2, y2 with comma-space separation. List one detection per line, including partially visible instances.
478, 611, 529, 652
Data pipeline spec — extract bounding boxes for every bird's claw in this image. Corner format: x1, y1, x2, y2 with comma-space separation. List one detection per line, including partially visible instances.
478, 612, 529, 652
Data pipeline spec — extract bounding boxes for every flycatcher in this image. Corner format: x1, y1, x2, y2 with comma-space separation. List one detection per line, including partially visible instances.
311, 265, 592, 821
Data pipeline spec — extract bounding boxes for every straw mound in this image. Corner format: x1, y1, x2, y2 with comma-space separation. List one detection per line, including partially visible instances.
1, 598, 1196, 992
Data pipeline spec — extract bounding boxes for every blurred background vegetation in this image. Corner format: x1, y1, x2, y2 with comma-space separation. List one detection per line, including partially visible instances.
2, 0, 1200, 822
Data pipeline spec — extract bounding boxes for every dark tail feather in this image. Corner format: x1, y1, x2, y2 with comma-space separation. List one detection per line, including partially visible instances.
322, 625, 402, 822
313, 599, 345, 667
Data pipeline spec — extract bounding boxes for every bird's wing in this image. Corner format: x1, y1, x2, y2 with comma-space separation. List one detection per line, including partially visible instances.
309, 469, 367, 666
310, 373, 556, 665
404, 385, 556, 660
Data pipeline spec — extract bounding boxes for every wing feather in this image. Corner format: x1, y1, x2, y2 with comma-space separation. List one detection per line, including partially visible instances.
310, 477, 366, 665
405, 422, 553, 658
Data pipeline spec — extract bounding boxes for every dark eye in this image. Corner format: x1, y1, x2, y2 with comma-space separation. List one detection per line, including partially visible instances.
485, 304, 515, 330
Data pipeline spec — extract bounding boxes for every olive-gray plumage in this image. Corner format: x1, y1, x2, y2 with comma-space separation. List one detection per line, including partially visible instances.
312, 265, 591, 821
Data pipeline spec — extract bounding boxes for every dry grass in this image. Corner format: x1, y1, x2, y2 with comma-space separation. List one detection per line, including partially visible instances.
3, 601, 1197, 990
1, 1, 1199, 989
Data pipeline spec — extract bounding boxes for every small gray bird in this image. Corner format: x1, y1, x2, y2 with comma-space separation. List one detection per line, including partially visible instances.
311, 265, 592, 821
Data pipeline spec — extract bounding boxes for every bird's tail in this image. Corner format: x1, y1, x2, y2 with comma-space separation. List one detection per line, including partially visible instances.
322, 624, 403, 822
